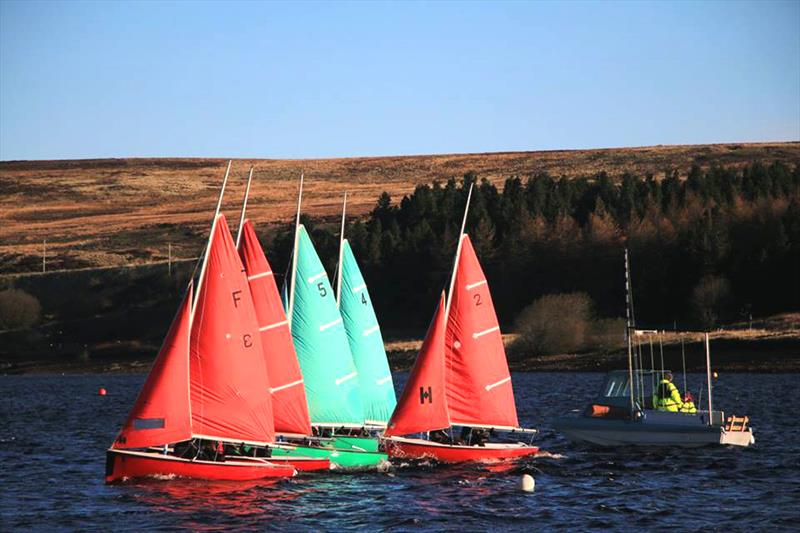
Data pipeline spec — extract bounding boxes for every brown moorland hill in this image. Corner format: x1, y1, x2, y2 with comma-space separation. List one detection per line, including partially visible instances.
1, 142, 798, 273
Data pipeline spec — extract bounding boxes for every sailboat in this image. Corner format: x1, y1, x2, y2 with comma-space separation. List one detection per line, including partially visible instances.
552, 249, 755, 447
230, 168, 330, 472
278, 177, 388, 467
382, 184, 539, 462
333, 193, 396, 453
106, 203, 297, 481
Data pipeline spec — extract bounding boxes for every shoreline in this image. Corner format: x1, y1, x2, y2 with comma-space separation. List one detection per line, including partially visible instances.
4, 334, 799, 375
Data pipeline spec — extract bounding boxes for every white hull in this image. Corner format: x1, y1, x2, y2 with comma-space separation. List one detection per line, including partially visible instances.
554, 411, 755, 448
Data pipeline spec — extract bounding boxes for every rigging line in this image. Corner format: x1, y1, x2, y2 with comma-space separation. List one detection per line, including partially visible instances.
681, 336, 687, 395
659, 334, 665, 377
649, 334, 655, 397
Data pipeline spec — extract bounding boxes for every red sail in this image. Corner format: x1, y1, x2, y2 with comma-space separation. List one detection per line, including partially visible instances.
113, 285, 193, 449
190, 214, 276, 444
444, 235, 519, 428
238, 219, 312, 436
385, 293, 450, 437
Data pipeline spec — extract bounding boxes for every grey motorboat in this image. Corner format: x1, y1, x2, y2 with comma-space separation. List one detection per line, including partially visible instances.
553, 249, 754, 448
553, 368, 754, 448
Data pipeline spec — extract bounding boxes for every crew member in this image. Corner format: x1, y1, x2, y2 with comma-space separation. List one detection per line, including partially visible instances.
653, 371, 684, 412
680, 391, 697, 414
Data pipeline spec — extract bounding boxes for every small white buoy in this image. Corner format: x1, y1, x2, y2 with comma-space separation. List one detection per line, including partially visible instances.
713, 371, 719, 379
519, 474, 535, 493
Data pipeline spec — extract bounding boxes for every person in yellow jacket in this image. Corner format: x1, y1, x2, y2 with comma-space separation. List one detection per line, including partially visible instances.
653, 371, 684, 412
680, 391, 697, 414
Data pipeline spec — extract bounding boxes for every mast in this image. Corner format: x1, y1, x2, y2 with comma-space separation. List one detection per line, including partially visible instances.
705, 332, 713, 426
336, 191, 347, 307
287, 173, 304, 327
681, 336, 687, 395
624, 248, 635, 415
191, 160, 231, 317
444, 182, 474, 322
235, 166, 254, 249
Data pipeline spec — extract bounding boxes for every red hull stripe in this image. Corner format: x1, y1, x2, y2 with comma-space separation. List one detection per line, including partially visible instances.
105, 450, 296, 482
384, 438, 538, 463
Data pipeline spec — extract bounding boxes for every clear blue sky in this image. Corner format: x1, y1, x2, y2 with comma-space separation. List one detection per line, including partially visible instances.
1, 1, 798, 160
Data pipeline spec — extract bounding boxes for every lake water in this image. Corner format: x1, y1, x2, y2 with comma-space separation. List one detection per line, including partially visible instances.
1, 372, 798, 531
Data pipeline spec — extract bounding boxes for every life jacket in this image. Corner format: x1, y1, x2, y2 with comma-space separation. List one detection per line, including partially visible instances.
680, 401, 697, 414
653, 379, 682, 412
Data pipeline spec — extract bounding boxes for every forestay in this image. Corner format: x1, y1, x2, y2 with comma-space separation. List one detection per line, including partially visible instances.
290, 225, 364, 426
339, 239, 396, 424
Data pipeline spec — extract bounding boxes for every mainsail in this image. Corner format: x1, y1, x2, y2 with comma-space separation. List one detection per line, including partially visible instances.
190, 214, 276, 444
289, 225, 364, 426
112, 285, 193, 449
444, 235, 519, 429
384, 293, 449, 437
238, 219, 312, 436
339, 239, 396, 424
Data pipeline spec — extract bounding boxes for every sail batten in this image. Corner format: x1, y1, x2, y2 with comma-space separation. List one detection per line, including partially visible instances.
339, 240, 397, 424
238, 219, 312, 436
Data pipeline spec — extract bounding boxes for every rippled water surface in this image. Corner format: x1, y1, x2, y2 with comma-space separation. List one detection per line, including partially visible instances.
2, 372, 799, 531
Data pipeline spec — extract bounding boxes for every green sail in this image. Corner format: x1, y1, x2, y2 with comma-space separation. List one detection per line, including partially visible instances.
339, 240, 397, 424
290, 226, 364, 426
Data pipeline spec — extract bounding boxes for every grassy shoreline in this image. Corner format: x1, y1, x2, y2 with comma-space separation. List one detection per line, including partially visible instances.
5, 326, 799, 375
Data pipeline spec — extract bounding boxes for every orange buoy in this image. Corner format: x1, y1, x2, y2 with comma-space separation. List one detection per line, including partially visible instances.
98, 388, 107, 396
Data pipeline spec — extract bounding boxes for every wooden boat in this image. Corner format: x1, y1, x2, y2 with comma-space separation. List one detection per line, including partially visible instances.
106, 196, 299, 481
383, 185, 538, 463
552, 250, 754, 448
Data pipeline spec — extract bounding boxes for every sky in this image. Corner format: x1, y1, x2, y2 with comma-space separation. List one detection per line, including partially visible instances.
0, 1, 798, 160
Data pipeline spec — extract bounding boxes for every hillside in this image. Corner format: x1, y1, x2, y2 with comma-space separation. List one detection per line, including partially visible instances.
2, 142, 799, 273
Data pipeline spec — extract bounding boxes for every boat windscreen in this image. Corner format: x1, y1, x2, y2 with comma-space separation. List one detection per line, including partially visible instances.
603, 374, 631, 398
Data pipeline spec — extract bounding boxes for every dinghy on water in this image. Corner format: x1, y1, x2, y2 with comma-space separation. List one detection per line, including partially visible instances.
105, 210, 297, 482
552, 249, 754, 448
334, 193, 397, 452
383, 184, 539, 462
272, 177, 388, 467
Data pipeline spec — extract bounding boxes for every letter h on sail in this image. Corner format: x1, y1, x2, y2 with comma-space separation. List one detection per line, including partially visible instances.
419, 386, 432, 404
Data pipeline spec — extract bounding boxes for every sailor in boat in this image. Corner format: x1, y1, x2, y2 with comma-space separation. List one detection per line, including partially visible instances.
653, 371, 686, 412
680, 392, 698, 414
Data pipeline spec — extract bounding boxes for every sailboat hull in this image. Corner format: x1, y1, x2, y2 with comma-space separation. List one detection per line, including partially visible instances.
260, 454, 331, 472
383, 437, 538, 463
105, 449, 296, 483
272, 441, 388, 468
331, 435, 381, 453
